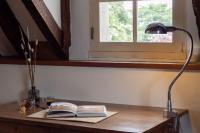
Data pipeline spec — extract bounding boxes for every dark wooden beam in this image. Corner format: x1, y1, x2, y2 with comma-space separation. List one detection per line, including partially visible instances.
22, 0, 68, 59
193, 0, 200, 39
30, 41, 60, 60
0, 0, 25, 57
61, 0, 71, 59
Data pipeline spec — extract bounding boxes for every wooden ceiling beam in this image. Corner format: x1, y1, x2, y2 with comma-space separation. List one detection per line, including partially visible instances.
61, 0, 71, 58
193, 0, 200, 38
22, 0, 68, 59
0, 0, 25, 57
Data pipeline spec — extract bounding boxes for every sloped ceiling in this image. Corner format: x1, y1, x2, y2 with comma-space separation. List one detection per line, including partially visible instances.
0, 0, 65, 58
0, 27, 17, 56
6, 0, 46, 41
0, 0, 46, 56
7, 0, 62, 41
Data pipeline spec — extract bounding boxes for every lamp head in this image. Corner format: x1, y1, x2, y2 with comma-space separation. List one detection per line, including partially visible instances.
145, 23, 177, 34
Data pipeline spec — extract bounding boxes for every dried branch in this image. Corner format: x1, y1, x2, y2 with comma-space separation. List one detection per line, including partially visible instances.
19, 26, 39, 88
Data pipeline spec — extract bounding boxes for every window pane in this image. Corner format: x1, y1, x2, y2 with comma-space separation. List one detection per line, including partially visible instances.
100, 1, 133, 42
137, 0, 173, 43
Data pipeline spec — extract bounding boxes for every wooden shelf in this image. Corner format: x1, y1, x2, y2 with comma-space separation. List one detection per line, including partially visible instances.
0, 57, 200, 70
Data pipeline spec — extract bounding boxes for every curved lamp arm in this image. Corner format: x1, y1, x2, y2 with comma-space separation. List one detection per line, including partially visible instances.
167, 28, 194, 114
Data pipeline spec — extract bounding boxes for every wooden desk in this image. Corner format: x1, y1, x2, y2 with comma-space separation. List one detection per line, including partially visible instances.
0, 101, 187, 133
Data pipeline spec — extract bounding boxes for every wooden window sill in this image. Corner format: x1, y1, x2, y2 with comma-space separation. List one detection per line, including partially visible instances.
0, 57, 200, 70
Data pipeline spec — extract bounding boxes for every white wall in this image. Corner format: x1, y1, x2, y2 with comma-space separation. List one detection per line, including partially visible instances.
70, 0, 90, 60
43, 0, 62, 28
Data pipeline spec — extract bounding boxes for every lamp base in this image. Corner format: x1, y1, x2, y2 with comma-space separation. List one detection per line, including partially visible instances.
163, 109, 178, 118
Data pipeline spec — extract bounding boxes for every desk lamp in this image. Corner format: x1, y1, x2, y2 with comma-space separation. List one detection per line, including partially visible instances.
145, 23, 194, 118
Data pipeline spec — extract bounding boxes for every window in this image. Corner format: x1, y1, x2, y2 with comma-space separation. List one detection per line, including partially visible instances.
89, 0, 186, 62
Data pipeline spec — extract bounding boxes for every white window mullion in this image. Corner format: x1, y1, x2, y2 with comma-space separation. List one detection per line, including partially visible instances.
133, 0, 137, 43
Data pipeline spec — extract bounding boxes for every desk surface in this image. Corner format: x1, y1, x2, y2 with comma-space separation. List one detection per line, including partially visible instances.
0, 101, 188, 133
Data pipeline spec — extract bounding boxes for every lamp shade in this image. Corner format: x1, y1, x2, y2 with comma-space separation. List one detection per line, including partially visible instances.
145, 23, 177, 34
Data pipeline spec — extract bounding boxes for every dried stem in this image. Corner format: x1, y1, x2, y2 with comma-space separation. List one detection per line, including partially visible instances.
19, 26, 38, 88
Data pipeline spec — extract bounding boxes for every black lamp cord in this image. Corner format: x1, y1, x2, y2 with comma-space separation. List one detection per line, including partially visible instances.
167, 28, 194, 112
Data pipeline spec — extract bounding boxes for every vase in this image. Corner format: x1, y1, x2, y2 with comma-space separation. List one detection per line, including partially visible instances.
28, 86, 40, 107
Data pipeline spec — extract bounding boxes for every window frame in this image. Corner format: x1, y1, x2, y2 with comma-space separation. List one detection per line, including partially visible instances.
89, 0, 187, 62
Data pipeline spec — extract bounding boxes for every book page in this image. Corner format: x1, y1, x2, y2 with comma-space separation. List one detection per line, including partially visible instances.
48, 102, 78, 115
77, 105, 107, 117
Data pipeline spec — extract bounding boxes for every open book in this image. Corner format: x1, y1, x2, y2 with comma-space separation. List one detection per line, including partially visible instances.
47, 102, 108, 118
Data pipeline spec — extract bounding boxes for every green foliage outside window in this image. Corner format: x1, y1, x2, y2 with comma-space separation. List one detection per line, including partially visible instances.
107, 2, 172, 42
108, 2, 133, 42
137, 4, 172, 42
